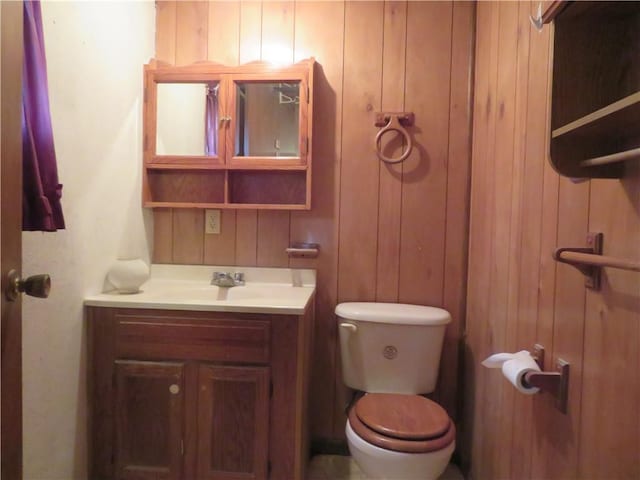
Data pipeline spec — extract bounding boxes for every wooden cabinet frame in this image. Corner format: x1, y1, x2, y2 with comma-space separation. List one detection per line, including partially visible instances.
544, 1, 640, 178
142, 59, 315, 209
87, 306, 314, 480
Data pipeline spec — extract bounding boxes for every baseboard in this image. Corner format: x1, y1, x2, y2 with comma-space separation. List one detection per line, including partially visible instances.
310, 438, 350, 456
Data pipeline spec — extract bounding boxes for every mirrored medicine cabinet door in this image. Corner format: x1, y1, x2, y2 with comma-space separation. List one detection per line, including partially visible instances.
155, 82, 220, 157
233, 81, 301, 158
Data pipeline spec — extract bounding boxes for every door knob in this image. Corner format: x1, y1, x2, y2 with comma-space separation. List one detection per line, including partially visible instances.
5, 269, 51, 301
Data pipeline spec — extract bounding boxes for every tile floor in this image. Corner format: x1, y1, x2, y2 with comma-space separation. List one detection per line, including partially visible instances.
307, 455, 464, 480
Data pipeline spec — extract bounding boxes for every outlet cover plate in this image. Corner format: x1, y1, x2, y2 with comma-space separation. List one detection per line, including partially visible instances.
205, 209, 221, 234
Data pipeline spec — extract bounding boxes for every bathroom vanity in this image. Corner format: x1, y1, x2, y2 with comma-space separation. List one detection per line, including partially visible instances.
85, 266, 315, 480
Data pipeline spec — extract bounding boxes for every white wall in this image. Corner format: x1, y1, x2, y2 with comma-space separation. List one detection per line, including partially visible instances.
21, 2, 155, 478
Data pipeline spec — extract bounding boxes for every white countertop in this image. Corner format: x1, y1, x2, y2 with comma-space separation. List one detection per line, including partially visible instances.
84, 264, 316, 315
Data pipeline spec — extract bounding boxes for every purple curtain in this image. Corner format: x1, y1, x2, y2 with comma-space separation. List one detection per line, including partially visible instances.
22, 0, 65, 231
205, 84, 218, 156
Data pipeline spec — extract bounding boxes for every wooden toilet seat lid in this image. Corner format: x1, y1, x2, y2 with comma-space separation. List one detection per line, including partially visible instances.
349, 394, 455, 454
355, 393, 450, 440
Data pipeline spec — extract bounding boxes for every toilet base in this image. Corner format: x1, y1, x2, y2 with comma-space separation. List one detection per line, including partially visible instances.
346, 421, 454, 480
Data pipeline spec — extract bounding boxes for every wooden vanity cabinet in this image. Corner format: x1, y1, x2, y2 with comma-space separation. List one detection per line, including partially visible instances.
87, 306, 314, 480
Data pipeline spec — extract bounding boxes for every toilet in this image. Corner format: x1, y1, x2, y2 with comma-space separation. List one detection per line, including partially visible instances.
336, 302, 455, 480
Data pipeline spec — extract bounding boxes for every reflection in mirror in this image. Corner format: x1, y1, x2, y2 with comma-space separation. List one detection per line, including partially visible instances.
235, 82, 300, 157
156, 82, 219, 156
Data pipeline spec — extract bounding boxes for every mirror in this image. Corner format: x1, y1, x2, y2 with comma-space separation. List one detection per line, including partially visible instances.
156, 82, 219, 156
234, 82, 300, 157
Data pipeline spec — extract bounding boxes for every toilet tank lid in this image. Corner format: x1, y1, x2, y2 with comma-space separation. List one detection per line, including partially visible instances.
335, 302, 451, 326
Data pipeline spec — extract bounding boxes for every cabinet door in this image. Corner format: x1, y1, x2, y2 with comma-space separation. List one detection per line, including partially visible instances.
114, 360, 185, 480
227, 76, 309, 166
197, 365, 270, 480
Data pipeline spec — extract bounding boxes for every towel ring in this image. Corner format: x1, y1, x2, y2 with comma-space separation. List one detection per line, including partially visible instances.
374, 114, 414, 164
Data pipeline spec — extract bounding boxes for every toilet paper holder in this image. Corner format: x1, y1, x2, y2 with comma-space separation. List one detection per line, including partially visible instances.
525, 344, 570, 414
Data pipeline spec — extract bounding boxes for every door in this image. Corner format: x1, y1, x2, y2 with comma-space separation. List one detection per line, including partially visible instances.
197, 365, 270, 480
114, 360, 185, 480
1, 2, 24, 478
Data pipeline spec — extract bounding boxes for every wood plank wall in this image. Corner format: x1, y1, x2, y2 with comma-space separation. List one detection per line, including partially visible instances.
464, 2, 640, 478
152, 1, 475, 442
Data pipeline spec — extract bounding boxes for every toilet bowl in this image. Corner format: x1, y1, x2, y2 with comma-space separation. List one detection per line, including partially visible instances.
345, 393, 455, 480
336, 302, 455, 480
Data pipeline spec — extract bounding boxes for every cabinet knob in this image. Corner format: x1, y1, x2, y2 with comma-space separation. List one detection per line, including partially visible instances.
169, 384, 180, 395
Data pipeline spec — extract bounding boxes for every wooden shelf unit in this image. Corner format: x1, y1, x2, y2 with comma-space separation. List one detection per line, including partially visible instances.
143, 59, 315, 209
545, 1, 640, 178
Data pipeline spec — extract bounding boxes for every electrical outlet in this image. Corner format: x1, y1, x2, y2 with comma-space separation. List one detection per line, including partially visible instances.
205, 209, 221, 234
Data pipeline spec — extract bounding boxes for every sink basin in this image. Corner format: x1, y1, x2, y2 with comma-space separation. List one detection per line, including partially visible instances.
84, 264, 316, 315
142, 281, 311, 303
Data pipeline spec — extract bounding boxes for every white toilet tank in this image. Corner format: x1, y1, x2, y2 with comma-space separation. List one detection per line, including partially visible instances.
336, 302, 451, 394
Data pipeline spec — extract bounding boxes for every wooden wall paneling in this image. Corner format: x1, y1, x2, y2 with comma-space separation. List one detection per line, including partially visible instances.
464, 3, 500, 478
484, 4, 521, 477
533, 177, 591, 479
156, 1, 177, 63
531, 132, 561, 478
531, 19, 559, 474
460, 0, 490, 472
289, 0, 345, 440
509, 3, 550, 478
256, 211, 289, 266
175, 1, 208, 64
203, 210, 237, 265
335, 0, 384, 438
172, 209, 204, 264
375, 1, 407, 304
153, 1, 177, 263
336, 1, 383, 303
398, 1, 452, 306
438, 0, 474, 423
204, 2, 241, 266
153, 208, 174, 263
467, 1, 640, 478
238, 1, 262, 64
495, 2, 537, 477
171, 1, 209, 264
578, 172, 640, 478
235, 212, 258, 265
234, 1, 262, 266
207, 1, 240, 67
255, 1, 295, 267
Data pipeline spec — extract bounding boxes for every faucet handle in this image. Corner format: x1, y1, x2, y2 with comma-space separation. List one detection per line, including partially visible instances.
233, 272, 245, 284
212, 271, 228, 284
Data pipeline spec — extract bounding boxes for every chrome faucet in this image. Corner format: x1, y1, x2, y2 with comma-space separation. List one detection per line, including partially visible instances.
211, 271, 245, 287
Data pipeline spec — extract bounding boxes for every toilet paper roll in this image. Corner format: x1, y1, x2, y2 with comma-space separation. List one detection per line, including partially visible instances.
501, 351, 540, 395
481, 352, 522, 368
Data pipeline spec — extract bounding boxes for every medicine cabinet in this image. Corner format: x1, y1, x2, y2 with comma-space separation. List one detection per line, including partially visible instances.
543, 1, 639, 178
143, 58, 315, 209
